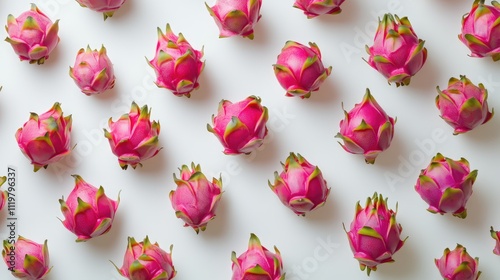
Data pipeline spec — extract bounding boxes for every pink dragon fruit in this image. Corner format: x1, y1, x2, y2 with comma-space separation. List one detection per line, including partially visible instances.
435, 244, 481, 280
268, 153, 330, 216
365, 13, 427, 86
293, 0, 346, 18
436, 75, 493, 135
415, 153, 477, 219
0, 177, 5, 211
490, 227, 500, 255
170, 163, 223, 233
231, 233, 285, 280
114, 236, 176, 280
459, 0, 500, 61
5, 4, 60, 64
75, 0, 126, 20
104, 102, 161, 169
2, 236, 52, 280
207, 96, 268, 155
205, 0, 262, 39
15, 102, 72, 172
345, 193, 405, 275
69, 45, 116, 96
148, 24, 204, 98
273, 41, 332, 99
59, 175, 119, 242
335, 89, 395, 164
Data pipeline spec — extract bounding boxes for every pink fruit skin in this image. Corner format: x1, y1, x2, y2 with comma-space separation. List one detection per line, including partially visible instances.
206, 0, 262, 39
69, 45, 116, 96
415, 153, 477, 219
293, 0, 345, 18
75, 0, 126, 19
15, 103, 72, 172
231, 234, 285, 280
366, 13, 427, 86
335, 89, 395, 164
148, 24, 204, 98
115, 236, 176, 280
435, 244, 481, 280
459, 0, 500, 61
273, 41, 332, 99
269, 153, 330, 215
0, 177, 6, 211
491, 227, 500, 255
208, 96, 268, 155
104, 102, 161, 170
2, 236, 52, 280
59, 175, 119, 242
345, 193, 405, 276
436, 75, 493, 135
169, 163, 223, 233
5, 4, 60, 64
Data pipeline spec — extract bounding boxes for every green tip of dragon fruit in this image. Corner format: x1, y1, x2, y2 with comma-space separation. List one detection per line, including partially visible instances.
75, 0, 126, 20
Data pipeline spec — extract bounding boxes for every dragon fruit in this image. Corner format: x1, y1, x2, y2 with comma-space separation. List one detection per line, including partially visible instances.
205, 0, 262, 39
268, 153, 330, 216
436, 75, 494, 135
365, 13, 427, 86
114, 236, 176, 280
147, 24, 204, 98
15, 102, 72, 172
231, 233, 285, 280
459, 0, 500, 61
0, 177, 5, 211
69, 45, 116, 96
415, 153, 477, 219
435, 244, 481, 280
490, 227, 500, 255
170, 163, 223, 233
59, 175, 119, 242
2, 236, 52, 280
5, 4, 60, 64
293, 0, 346, 18
75, 0, 126, 20
104, 102, 161, 170
273, 41, 332, 99
207, 96, 268, 155
335, 89, 395, 164
345, 193, 405, 275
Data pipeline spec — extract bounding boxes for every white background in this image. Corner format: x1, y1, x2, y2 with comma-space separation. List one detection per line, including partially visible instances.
0, 0, 499, 279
